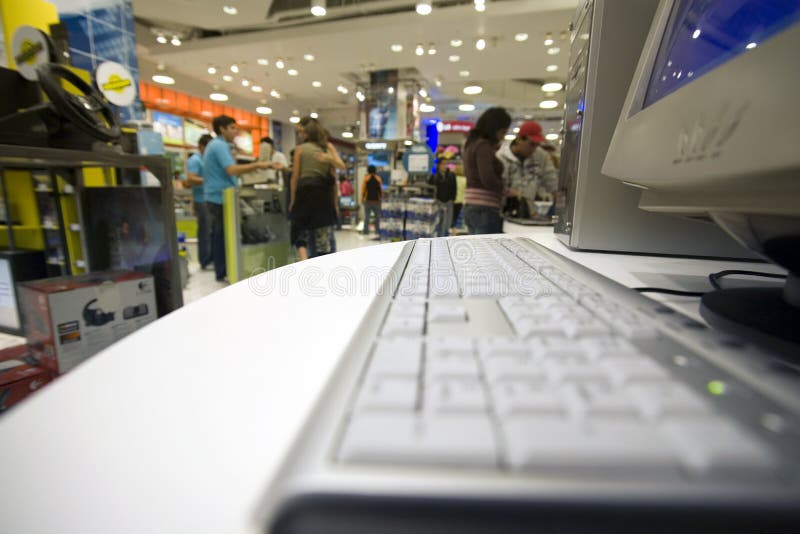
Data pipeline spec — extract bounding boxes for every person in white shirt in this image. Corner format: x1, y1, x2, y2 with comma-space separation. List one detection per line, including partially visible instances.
496, 120, 558, 203
259, 137, 288, 184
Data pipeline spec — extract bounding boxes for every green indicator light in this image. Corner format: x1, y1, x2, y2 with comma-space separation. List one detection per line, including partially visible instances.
707, 380, 727, 396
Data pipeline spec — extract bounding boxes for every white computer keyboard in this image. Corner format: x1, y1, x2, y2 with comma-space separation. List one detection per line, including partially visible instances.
336, 238, 793, 479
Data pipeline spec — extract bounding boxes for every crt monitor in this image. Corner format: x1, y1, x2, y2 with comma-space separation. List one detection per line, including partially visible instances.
603, 0, 800, 353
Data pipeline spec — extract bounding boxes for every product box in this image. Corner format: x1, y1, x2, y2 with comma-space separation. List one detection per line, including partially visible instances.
0, 345, 52, 413
19, 271, 157, 374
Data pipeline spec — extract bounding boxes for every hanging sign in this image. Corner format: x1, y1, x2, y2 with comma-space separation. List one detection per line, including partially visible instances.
96, 61, 136, 106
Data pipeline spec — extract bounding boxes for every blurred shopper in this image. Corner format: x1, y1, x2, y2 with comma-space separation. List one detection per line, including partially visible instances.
290, 117, 344, 260
429, 163, 457, 237
340, 177, 354, 197
204, 115, 274, 281
361, 165, 383, 238
496, 120, 558, 206
259, 136, 288, 184
462, 107, 513, 234
451, 164, 467, 234
184, 134, 213, 269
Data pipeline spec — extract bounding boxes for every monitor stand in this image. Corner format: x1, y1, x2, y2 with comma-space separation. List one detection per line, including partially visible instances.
700, 236, 800, 358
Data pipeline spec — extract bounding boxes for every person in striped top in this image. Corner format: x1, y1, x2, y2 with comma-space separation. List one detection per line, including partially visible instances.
462, 107, 516, 234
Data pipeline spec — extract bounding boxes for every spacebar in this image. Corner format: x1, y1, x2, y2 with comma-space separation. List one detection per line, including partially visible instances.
339, 413, 498, 467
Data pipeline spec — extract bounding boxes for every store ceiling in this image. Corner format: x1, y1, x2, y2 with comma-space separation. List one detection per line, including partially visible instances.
132, 0, 579, 136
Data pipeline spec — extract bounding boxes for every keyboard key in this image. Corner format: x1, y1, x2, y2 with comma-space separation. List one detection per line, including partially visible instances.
603, 358, 671, 385
382, 317, 424, 337
425, 377, 488, 413
627, 382, 713, 420
492, 380, 566, 417
355, 377, 418, 411
426, 351, 480, 380
427, 303, 467, 323
367, 338, 423, 378
503, 416, 678, 475
660, 417, 778, 480
339, 413, 498, 467
484, 354, 545, 383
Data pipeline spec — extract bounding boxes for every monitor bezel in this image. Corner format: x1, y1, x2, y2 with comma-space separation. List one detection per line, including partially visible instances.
602, 0, 800, 217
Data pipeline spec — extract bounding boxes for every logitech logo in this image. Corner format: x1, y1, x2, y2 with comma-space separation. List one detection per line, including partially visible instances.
675, 100, 750, 164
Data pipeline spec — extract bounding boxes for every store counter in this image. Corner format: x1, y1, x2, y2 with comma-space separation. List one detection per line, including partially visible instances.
0, 227, 782, 534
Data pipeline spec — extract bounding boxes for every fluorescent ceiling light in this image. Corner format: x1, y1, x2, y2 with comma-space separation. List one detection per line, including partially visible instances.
420, 103, 436, 112
515, 33, 528, 42
303, 54, 315, 62
257, 58, 269, 66
474, 1, 485, 13
463, 85, 483, 95
449, 55, 460, 62
289, 116, 301, 124
223, 5, 237, 15
545, 133, 559, 141
404, 140, 413, 146
504, 134, 515, 140
545, 64, 558, 72
312, 80, 322, 87
416, 0, 432, 16
459, 70, 470, 77
541, 82, 563, 92
390, 44, 403, 52
539, 99, 559, 109
152, 74, 174, 85
209, 92, 228, 102
341, 131, 354, 138
547, 47, 560, 55
450, 39, 462, 47
458, 103, 475, 111
256, 106, 272, 115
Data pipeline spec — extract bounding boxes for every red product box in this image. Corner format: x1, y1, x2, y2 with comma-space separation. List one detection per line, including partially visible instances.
19, 271, 157, 375
0, 353, 52, 414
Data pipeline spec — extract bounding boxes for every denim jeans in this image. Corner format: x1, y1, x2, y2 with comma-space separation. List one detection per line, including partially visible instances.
208, 202, 226, 280
363, 202, 381, 235
463, 204, 503, 235
437, 201, 454, 237
195, 201, 212, 268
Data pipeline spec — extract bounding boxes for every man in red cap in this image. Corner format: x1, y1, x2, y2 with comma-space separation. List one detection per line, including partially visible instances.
496, 120, 558, 209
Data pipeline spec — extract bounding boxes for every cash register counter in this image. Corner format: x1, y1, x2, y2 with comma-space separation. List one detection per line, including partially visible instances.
0, 226, 781, 534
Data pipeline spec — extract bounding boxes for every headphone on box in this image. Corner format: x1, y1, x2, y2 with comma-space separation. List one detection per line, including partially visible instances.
83, 298, 115, 327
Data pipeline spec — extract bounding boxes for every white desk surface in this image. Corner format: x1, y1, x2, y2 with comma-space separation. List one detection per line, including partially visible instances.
0, 226, 780, 534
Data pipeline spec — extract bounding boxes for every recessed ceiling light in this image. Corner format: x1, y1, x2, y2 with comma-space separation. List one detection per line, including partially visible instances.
415, 44, 425, 56
449, 55, 460, 62
746, 41, 757, 49
458, 103, 475, 111
504, 134, 515, 140
545, 133, 559, 141
209, 92, 228, 102
463, 85, 483, 95
241, 79, 250, 87
416, 0, 432, 15
692, 29, 701, 39
303, 54, 315, 61
156, 35, 167, 44
170, 36, 181, 46
223, 5, 237, 15
257, 58, 269, 66
222, 74, 233, 82
474, 0, 486, 13
289, 116, 301, 124
275, 59, 285, 69
404, 140, 413, 146
230, 64, 239, 73
270, 89, 281, 98
475, 38, 486, 51
310, 112, 319, 119
515, 33, 529, 42
388, 87, 394, 95
337, 84, 349, 94
547, 47, 561, 55
341, 131, 354, 138
428, 45, 437, 55
207, 66, 217, 74
546, 64, 559, 72
312, 80, 322, 87
256, 106, 272, 115
434, 77, 443, 87
390, 44, 403, 52
539, 99, 559, 109
420, 103, 436, 112
356, 90, 365, 102
310, 0, 326, 16
513, 127, 520, 133
251, 86, 263, 93
418, 88, 428, 98
450, 39, 463, 47
288, 69, 299, 76
152, 74, 174, 85
543, 32, 554, 46
459, 70, 470, 77
541, 82, 563, 92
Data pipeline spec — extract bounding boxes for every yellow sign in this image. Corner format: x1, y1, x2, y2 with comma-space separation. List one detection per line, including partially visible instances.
102, 74, 132, 93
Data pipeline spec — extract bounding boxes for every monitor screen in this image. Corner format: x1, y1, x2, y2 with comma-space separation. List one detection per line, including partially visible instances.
184, 117, 210, 147
644, 0, 800, 108
367, 150, 391, 169
151, 111, 184, 145
0, 258, 19, 331
82, 187, 173, 316
235, 131, 254, 155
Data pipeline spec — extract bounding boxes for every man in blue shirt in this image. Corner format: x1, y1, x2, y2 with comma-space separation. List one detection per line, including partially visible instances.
185, 134, 213, 270
204, 115, 276, 282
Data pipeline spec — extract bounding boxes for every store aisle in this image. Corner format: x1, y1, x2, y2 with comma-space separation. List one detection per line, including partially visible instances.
181, 229, 381, 304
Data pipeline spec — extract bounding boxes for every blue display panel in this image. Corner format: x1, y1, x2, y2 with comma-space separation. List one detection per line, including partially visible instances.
644, 0, 800, 108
